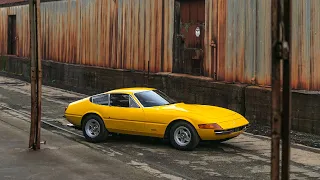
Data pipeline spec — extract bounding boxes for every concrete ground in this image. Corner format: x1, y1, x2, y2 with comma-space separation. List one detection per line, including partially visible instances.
0, 76, 320, 180
0, 109, 160, 180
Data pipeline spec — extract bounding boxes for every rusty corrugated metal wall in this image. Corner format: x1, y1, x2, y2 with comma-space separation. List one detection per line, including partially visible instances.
0, 0, 319, 90
204, 0, 227, 79
291, 0, 320, 90
217, 0, 320, 90
0, 0, 175, 72
0, 8, 6, 54
222, 0, 272, 86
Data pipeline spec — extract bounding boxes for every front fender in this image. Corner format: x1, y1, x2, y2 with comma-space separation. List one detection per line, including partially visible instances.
168, 116, 199, 130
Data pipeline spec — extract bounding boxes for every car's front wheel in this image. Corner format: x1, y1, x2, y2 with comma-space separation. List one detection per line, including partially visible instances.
169, 121, 200, 151
82, 114, 108, 143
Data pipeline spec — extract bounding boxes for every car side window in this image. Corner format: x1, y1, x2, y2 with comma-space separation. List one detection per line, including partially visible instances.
110, 94, 139, 108
91, 94, 109, 105
129, 96, 139, 108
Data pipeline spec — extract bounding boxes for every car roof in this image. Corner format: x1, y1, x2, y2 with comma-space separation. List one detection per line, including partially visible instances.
106, 87, 156, 94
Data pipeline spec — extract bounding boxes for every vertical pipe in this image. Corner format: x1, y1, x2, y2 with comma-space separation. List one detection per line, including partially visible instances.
29, 0, 42, 150
281, 0, 292, 179
35, 0, 42, 150
29, 0, 36, 149
271, 0, 281, 179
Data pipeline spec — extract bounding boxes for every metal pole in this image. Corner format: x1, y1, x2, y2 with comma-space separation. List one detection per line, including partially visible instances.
271, 0, 291, 179
271, 0, 282, 179
28, 0, 42, 150
281, 0, 292, 179
35, 0, 42, 150
28, 0, 36, 149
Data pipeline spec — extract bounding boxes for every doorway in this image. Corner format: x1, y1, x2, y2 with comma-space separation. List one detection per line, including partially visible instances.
7, 15, 17, 55
173, 0, 205, 76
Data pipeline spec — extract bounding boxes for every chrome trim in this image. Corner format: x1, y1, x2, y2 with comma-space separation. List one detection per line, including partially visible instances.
214, 125, 248, 135
215, 130, 233, 135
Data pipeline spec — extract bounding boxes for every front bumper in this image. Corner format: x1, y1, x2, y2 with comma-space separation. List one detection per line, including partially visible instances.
197, 118, 249, 141
214, 125, 248, 135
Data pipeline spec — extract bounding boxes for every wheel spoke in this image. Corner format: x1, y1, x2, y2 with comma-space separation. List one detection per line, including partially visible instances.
174, 126, 193, 147
85, 119, 101, 138
182, 138, 187, 143
186, 133, 191, 139
185, 136, 190, 142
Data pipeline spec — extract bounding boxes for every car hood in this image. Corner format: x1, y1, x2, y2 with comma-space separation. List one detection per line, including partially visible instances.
159, 103, 241, 122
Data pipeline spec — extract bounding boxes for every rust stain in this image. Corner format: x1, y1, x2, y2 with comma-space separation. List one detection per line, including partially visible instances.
204, 0, 226, 79
0, 0, 319, 90
217, 0, 227, 81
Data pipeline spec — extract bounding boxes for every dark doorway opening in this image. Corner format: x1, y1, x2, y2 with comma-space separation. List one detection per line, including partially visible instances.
7, 15, 17, 55
173, 0, 205, 76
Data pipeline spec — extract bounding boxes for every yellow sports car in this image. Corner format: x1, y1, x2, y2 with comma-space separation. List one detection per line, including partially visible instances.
64, 88, 249, 150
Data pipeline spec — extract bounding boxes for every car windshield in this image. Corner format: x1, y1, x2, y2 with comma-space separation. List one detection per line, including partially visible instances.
134, 90, 177, 107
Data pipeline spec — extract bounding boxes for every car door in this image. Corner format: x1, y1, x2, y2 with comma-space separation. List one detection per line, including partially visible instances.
106, 93, 146, 135
141, 107, 172, 137
133, 90, 177, 137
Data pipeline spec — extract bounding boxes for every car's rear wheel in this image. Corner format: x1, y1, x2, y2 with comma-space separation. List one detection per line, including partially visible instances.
169, 121, 200, 151
82, 114, 108, 143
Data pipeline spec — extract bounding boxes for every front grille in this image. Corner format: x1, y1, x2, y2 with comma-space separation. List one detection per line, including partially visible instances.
214, 125, 247, 135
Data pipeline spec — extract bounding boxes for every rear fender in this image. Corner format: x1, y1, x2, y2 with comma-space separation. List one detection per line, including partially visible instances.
81, 111, 105, 127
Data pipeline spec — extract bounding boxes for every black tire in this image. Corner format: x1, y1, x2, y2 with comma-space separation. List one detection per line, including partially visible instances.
169, 121, 200, 151
82, 114, 108, 143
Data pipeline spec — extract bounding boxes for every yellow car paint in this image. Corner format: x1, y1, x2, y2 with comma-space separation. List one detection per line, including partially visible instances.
64, 88, 249, 141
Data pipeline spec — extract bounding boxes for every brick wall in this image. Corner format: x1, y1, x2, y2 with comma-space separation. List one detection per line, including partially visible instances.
1, 56, 319, 135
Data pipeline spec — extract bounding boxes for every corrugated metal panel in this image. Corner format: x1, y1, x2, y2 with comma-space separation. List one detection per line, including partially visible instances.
203, 0, 270, 85
111, 0, 174, 72
0, 0, 174, 73
163, 0, 174, 72
310, 0, 320, 90
204, 0, 320, 90
291, 0, 320, 90
222, 0, 320, 90
255, 0, 271, 86
224, 0, 258, 83
204, 0, 214, 77
204, 0, 227, 78
0, 8, 7, 54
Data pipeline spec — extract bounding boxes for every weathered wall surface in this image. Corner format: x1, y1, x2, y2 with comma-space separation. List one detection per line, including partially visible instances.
0, 0, 175, 72
1, 56, 320, 135
221, 0, 320, 90
245, 86, 320, 135
1, 0, 320, 90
